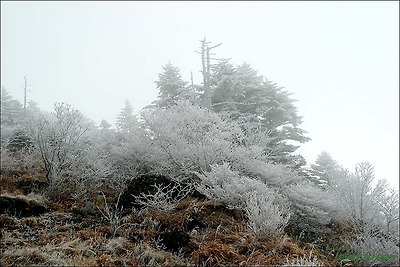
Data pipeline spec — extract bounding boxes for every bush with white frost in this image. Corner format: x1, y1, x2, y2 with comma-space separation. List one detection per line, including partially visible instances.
245, 189, 291, 237
343, 223, 399, 266
134, 183, 193, 212
284, 181, 339, 240
28, 103, 91, 195
0, 143, 17, 173
283, 250, 323, 266
141, 100, 242, 180
196, 163, 291, 237
233, 158, 300, 187
195, 163, 267, 209
109, 126, 153, 180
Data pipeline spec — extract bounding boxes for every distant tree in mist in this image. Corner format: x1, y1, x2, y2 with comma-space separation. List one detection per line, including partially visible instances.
99, 119, 112, 130
154, 62, 187, 108
310, 151, 340, 187
116, 99, 138, 133
1, 86, 24, 126
196, 37, 221, 109
1, 86, 13, 123
26, 100, 41, 116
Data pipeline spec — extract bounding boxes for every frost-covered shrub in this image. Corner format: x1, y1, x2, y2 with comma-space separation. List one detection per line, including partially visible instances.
141, 100, 242, 180
284, 181, 341, 241
7, 129, 33, 152
377, 189, 400, 241
134, 183, 193, 212
330, 163, 390, 229
109, 127, 153, 180
1, 124, 20, 144
343, 223, 399, 266
68, 126, 146, 199
196, 163, 292, 237
283, 250, 323, 266
237, 159, 301, 187
139, 99, 304, 188
1, 126, 33, 172
0, 143, 17, 173
82, 128, 134, 189
1, 134, 41, 179
245, 189, 291, 237
195, 163, 267, 209
28, 103, 92, 195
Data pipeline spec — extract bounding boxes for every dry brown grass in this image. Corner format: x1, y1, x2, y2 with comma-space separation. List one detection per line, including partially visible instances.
0, 175, 22, 194
192, 240, 245, 266
0, 162, 335, 267
20, 216, 37, 227
1, 247, 48, 266
0, 151, 45, 195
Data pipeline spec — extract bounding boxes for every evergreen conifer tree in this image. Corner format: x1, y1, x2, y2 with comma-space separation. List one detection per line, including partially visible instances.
154, 62, 187, 108
116, 99, 138, 133
1, 86, 24, 125
310, 151, 339, 187
210, 60, 310, 168
99, 119, 112, 130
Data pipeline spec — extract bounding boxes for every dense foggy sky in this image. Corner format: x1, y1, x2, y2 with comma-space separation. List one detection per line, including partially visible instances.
1, 1, 398, 188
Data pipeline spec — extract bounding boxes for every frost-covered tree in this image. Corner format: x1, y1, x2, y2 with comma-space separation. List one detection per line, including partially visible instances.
377, 188, 399, 237
331, 162, 388, 228
310, 151, 340, 187
116, 99, 138, 133
26, 100, 41, 117
29, 103, 91, 194
99, 119, 112, 130
211, 61, 264, 120
210, 60, 310, 168
353, 162, 387, 225
73, 126, 125, 198
153, 62, 187, 108
327, 164, 400, 266
1, 86, 24, 126
284, 180, 342, 241
196, 37, 221, 109
108, 125, 150, 179
1, 86, 13, 124
1, 87, 31, 151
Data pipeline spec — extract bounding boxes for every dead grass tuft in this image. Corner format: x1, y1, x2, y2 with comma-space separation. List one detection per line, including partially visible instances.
192, 240, 245, 266
245, 250, 274, 266
96, 253, 115, 266
105, 237, 128, 255
1, 247, 48, 266
21, 216, 37, 227
95, 225, 112, 237
0, 175, 21, 194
